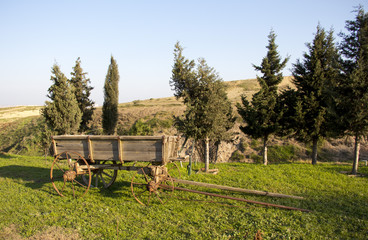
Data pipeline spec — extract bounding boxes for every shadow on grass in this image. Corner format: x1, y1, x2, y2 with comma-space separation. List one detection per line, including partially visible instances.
301, 190, 368, 221
0, 165, 51, 188
95, 179, 133, 199
0, 152, 14, 159
321, 164, 368, 178
0, 164, 145, 201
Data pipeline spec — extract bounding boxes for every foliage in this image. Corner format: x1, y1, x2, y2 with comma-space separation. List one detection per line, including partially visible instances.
172, 44, 235, 142
290, 25, 341, 164
237, 30, 288, 165
229, 150, 245, 162
1, 154, 368, 239
337, 6, 368, 174
102, 56, 120, 135
128, 119, 153, 136
41, 63, 82, 135
267, 144, 301, 163
170, 42, 196, 101
70, 57, 95, 133
171, 42, 235, 168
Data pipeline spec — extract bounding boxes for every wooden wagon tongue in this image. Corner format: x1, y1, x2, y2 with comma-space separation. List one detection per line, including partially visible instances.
168, 178, 310, 212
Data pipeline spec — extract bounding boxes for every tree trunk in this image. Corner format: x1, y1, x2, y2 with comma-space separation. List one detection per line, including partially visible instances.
263, 136, 268, 166
205, 137, 210, 172
352, 135, 360, 175
311, 137, 318, 165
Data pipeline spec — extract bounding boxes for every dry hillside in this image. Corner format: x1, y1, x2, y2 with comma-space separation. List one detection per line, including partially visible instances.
0, 76, 366, 164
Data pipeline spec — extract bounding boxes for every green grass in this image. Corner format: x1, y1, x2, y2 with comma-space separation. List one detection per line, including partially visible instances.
0, 154, 367, 239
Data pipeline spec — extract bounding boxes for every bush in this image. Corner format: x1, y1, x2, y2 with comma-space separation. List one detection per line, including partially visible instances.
268, 145, 300, 163
250, 139, 260, 149
229, 150, 245, 162
128, 119, 152, 136
239, 138, 248, 152
250, 153, 262, 163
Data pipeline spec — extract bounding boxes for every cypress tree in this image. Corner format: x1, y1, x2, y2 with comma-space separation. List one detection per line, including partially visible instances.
42, 63, 82, 135
102, 56, 120, 135
291, 25, 341, 165
338, 7, 368, 174
171, 43, 234, 172
70, 57, 95, 133
237, 30, 288, 165
170, 42, 196, 101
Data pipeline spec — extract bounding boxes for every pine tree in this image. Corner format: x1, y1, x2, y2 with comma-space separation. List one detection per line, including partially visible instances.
237, 30, 288, 165
70, 57, 95, 133
171, 43, 234, 172
42, 63, 82, 135
291, 25, 341, 165
338, 7, 368, 174
102, 56, 120, 135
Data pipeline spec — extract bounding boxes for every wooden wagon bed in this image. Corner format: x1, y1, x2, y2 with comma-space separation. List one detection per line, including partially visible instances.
52, 135, 181, 165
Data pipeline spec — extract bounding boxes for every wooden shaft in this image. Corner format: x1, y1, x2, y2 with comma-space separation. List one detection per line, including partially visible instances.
172, 178, 304, 200
171, 185, 310, 212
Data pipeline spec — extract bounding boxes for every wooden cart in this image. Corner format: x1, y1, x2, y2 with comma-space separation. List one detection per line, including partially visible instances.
50, 135, 183, 205
50, 135, 309, 211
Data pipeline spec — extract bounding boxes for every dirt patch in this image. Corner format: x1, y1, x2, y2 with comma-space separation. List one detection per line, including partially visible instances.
0, 224, 80, 240
0, 224, 23, 240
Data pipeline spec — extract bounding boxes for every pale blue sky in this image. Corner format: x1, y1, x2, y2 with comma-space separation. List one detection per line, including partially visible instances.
0, 0, 367, 107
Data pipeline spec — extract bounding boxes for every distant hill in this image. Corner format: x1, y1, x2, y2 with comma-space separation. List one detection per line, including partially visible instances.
0, 77, 294, 123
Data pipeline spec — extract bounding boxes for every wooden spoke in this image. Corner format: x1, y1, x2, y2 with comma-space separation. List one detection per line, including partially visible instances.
82, 160, 118, 189
131, 167, 175, 206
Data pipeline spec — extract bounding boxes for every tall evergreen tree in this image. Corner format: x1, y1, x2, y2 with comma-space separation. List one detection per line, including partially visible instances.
170, 42, 196, 102
102, 56, 120, 135
70, 57, 95, 133
237, 30, 288, 165
42, 63, 82, 135
338, 7, 368, 174
291, 25, 341, 165
171, 43, 234, 172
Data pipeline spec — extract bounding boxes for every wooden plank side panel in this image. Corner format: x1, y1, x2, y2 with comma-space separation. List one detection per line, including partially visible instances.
91, 140, 118, 161
89, 138, 163, 162
54, 139, 89, 159
52, 135, 174, 163
122, 140, 162, 162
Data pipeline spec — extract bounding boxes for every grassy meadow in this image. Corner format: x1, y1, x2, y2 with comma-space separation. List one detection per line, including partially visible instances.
0, 153, 367, 239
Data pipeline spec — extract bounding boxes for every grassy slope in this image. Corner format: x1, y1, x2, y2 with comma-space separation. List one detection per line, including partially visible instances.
0, 153, 367, 239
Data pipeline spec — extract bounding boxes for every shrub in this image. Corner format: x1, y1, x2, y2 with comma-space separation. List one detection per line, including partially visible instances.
250, 153, 262, 163
267, 145, 300, 163
128, 119, 152, 136
250, 139, 260, 149
229, 150, 245, 162
239, 138, 248, 152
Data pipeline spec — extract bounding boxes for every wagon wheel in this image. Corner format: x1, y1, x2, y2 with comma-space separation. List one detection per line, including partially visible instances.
131, 167, 174, 206
82, 160, 118, 188
50, 151, 91, 198
167, 162, 181, 179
